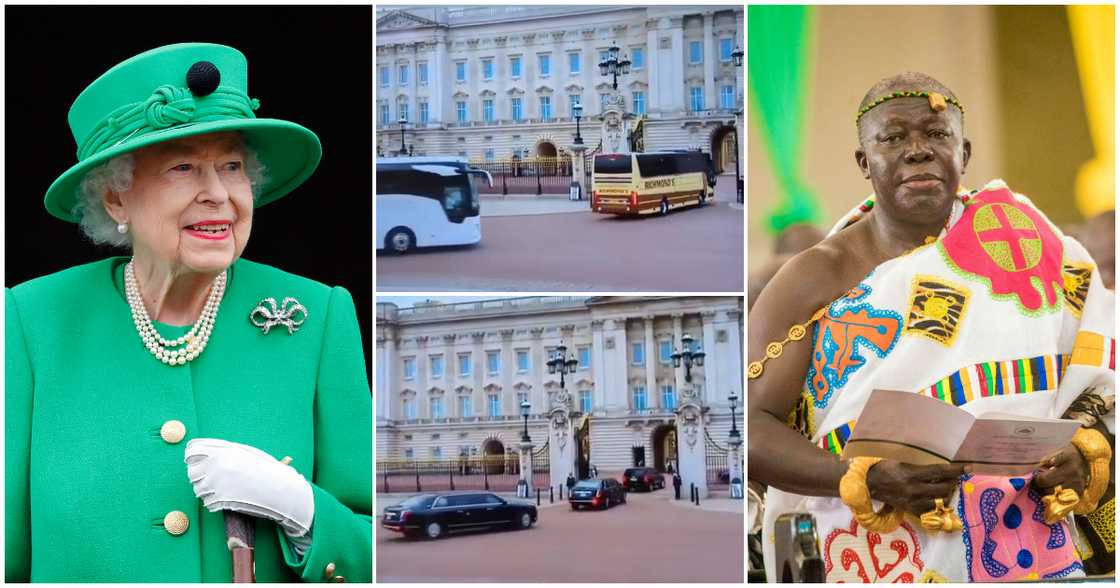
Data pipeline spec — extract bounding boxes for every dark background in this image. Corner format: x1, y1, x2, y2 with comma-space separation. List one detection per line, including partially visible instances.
5, 6, 374, 376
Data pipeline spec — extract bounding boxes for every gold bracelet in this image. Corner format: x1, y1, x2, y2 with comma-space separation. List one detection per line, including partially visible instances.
747, 307, 826, 380
1071, 427, 1112, 515
839, 457, 905, 533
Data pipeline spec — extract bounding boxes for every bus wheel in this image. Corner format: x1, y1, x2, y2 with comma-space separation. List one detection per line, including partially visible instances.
659, 199, 669, 216
386, 228, 415, 254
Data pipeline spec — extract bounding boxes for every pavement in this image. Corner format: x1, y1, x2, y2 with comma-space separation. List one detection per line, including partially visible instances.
375, 488, 744, 582
377, 175, 744, 292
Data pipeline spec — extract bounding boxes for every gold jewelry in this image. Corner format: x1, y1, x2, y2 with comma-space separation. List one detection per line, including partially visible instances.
1042, 485, 1081, 524
1071, 427, 1111, 515
919, 497, 963, 533
747, 307, 826, 380
840, 457, 905, 533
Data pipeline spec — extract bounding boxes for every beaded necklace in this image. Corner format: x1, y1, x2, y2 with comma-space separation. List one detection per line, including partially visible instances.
125, 259, 226, 365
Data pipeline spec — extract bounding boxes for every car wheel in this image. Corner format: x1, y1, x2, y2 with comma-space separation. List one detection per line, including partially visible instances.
386, 228, 415, 254
659, 199, 669, 216
518, 512, 533, 529
604, 497, 611, 510
424, 521, 444, 540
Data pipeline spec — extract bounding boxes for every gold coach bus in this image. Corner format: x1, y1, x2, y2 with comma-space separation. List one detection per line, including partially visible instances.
591, 150, 716, 216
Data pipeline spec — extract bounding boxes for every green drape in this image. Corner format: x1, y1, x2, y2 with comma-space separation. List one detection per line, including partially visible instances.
748, 5, 823, 233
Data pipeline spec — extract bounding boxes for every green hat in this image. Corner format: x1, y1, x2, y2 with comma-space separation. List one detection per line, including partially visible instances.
45, 43, 322, 222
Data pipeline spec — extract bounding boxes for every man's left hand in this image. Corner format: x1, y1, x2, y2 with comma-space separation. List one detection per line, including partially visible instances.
1032, 443, 1089, 495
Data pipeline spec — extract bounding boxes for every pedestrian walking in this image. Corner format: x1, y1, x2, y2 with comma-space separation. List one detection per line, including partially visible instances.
566, 472, 576, 491
673, 472, 683, 500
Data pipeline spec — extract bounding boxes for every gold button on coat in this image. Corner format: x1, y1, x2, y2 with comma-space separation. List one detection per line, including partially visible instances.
331, 576, 345, 583
160, 420, 186, 444
164, 510, 189, 535
324, 562, 336, 579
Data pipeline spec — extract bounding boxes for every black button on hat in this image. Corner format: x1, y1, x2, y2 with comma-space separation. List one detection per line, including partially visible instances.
186, 61, 221, 96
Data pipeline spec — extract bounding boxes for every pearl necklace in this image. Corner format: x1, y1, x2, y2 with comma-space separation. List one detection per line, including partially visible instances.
125, 260, 226, 366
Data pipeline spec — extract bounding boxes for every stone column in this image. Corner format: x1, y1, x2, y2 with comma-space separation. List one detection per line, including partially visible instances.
416, 335, 430, 417
517, 439, 534, 498
530, 326, 546, 415
548, 388, 575, 489
671, 313, 685, 398
643, 315, 657, 411
570, 141, 588, 199
727, 429, 743, 499
375, 327, 396, 423
668, 16, 686, 113
703, 11, 716, 111
700, 310, 718, 404
645, 18, 660, 115
675, 395, 708, 498
471, 331, 486, 419
590, 320, 606, 414
433, 31, 448, 123
500, 328, 515, 416
602, 319, 627, 413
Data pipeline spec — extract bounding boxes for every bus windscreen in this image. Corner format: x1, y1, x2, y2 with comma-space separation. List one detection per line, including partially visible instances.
594, 154, 632, 174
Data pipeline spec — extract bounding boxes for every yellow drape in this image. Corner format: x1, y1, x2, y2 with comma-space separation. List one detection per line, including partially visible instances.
1068, 5, 1115, 216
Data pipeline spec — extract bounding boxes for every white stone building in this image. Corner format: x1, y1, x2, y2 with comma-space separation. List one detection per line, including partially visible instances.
376, 296, 744, 475
375, 5, 743, 172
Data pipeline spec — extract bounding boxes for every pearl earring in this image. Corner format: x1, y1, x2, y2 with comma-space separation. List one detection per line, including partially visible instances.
117, 222, 128, 234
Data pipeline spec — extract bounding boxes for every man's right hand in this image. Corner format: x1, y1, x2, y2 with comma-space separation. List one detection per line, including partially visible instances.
866, 460, 968, 517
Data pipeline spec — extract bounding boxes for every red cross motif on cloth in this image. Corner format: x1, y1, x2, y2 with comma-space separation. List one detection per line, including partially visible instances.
940, 187, 1063, 312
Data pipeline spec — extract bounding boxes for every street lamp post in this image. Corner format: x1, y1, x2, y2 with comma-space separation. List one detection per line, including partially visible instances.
670, 333, 706, 383
572, 102, 584, 145
731, 45, 744, 204
547, 342, 579, 390
397, 115, 408, 156
727, 391, 743, 499
728, 392, 740, 441
598, 42, 631, 91
520, 399, 532, 443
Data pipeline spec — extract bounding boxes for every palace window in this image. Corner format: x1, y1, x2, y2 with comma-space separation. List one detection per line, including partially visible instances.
633, 386, 647, 411
488, 393, 501, 417
539, 96, 552, 120
379, 103, 390, 126
631, 342, 645, 365
600, 93, 610, 113
458, 353, 471, 377
487, 351, 500, 375
456, 61, 467, 82
419, 101, 429, 124
456, 101, 468, 124
516, 391, 529, 408
482, 58, 494, 80
578, 346, 590, 369
459, 395, 473, 418
430, 354, 444, 378
689, 40, 702, 64
690, 87, 704, 112
719, 38, 733, 62
568, 51, 581, 75
402, 397, 417, 420
431, 446, 442, 459
398, 63, 409, 86
403, 357, 416, 379
430, 397, 445, 419
631, 47, 644, 70
661, 384, 676, 410
510, 56, 522, 78
404, 448, 414, 460
418, 61, 428, 85
579, 389, 592, 413
511, 97, 523, 121
569, 94, 581, 115
483, 99, 495, 123
538, 53, 551, 76
721, 85, 735, 109
398, 102, 409, 123
632, 91, 646, 115
378, 66, 389, 87
659, 341, 672, 363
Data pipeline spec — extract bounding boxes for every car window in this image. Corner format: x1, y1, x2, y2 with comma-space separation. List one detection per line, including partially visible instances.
432, 496, 448, 508
623, 468, 641, 476
574, 480, 599, 489
400, 495, 435, 509
481, 494, 503, 505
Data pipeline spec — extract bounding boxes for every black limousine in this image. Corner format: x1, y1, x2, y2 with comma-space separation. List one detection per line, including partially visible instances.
382, 491, 538, 539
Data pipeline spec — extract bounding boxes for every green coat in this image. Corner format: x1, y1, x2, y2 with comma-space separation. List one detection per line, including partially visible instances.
6, 257, 372, 582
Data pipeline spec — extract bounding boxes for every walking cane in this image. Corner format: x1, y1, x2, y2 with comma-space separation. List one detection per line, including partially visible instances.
225, 455, 292, 582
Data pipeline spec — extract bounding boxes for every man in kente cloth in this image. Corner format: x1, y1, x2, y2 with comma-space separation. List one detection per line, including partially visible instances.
747, 72, 1115, 583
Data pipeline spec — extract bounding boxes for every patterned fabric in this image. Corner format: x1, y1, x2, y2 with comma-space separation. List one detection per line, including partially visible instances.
824, 518, 925, 582
1085, 497, 1116, 554
818, 420, 857, 456
939, 187, 1065, 315
806, 283, 902, 408
924, 354, 1069, 404
959, 474, 1082, 582
1069, 331, 1116, 370
904, 275, 970, 346
1062, 263, 1093, 318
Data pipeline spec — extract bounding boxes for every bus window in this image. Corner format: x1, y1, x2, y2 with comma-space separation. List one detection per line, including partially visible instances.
594, 155, 632, 174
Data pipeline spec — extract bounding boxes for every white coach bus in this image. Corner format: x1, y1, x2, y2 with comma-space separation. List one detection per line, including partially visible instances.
376, 157, 492, 253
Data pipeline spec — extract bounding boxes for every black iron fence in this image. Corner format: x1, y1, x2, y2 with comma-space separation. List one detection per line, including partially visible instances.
470, 156, 592, 196
705, 431, 730, 491
378, 441, 550, 493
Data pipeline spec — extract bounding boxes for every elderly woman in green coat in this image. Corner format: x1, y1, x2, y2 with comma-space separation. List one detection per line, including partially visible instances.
5, 43, 371, 582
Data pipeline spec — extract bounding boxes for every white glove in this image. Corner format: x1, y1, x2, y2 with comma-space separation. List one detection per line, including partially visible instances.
185, 438, 314, 538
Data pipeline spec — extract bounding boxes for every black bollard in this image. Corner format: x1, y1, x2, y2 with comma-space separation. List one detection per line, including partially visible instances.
559, 484, 564, 500
550, 486, 554, 503
696, 490, 701, 507
537, 488, 541, 506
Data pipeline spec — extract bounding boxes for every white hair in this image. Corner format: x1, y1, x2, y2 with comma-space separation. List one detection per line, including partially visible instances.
73, 139, 267, 247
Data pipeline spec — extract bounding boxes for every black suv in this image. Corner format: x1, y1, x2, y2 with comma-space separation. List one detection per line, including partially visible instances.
622, 467, 666, 491
569, 478, 627, 510
381, 491, 537, 539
